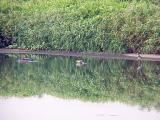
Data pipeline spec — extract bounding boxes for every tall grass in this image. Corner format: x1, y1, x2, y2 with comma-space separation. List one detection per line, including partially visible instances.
0, 0, 160, 53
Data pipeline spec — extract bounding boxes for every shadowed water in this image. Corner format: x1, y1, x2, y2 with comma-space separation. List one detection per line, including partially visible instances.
0, 53, 160, 120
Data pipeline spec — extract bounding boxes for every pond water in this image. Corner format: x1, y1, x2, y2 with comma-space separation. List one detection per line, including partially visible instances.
0, 53, 160, 120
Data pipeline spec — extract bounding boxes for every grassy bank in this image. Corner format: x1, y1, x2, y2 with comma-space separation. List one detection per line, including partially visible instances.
0, 0, 160, 53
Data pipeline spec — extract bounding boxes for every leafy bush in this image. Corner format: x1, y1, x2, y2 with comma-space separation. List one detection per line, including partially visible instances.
0, 0, 160, 53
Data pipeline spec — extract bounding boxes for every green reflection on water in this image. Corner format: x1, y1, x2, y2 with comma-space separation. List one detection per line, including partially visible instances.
0, 54, 160, 109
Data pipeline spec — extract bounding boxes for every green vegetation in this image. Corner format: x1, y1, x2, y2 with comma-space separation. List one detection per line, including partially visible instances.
0, 0, 160, 53
0, 54, 160, 110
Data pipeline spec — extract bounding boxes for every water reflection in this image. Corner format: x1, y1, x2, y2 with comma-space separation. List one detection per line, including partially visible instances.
0, 95, 160, 120
0, 54, 160, 110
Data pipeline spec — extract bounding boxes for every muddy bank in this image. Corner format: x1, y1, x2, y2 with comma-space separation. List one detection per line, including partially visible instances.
0, 48, 160, 61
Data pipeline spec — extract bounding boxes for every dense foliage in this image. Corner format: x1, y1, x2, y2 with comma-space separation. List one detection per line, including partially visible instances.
0, 0, 160, 53
0, 54, 160, 110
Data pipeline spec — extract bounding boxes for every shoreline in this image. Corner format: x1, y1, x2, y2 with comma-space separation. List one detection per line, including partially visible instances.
0, 48, 160, 61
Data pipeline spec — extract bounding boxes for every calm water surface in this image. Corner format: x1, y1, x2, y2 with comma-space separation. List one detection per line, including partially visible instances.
0, 53, 160, 120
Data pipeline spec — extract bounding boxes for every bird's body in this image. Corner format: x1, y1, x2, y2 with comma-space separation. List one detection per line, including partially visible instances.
76, 60, 86, 67
137, 53, 143, 71
137, 53, 142, 61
